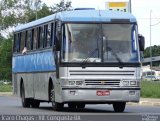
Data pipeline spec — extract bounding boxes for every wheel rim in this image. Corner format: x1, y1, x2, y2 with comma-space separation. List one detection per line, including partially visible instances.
50, 85, 55, 108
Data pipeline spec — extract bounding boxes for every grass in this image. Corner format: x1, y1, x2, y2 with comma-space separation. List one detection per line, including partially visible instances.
141, 80, 160, 98
0, 84, 12, 92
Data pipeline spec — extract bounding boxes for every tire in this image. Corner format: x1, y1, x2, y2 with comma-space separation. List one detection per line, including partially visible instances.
50, 83, 64, 111
77, 103, 85, 109
52, 102, 64, 111
30, 99, 40, 108
68, 103, 77, 109
21, 83, 30, 108
113, 102, 126, 112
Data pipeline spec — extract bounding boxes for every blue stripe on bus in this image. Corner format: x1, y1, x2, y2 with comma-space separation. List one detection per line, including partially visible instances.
12, 51, 56, 73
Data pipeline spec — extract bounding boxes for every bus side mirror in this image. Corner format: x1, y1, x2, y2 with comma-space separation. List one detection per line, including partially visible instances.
138, 35, 145, 51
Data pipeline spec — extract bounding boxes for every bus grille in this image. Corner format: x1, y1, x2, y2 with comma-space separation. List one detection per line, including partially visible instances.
69, 70, 135, 76
85, 80, 120, 86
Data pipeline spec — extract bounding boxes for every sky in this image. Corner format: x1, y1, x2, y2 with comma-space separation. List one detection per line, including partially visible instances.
44, 0, 160, 48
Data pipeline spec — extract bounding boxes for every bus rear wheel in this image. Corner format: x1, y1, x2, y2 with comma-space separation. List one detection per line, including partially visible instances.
21, 83, 30, 108
113, 102, 126, 112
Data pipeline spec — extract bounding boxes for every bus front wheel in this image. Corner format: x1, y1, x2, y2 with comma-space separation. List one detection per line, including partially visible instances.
50, 84, 64, 111
52, 102, 64, 111
77, 103, 85, 109
21, 83, 30, 108
113, 102, 126, 112
68, 103, 77, 109
30, 99, 40, 108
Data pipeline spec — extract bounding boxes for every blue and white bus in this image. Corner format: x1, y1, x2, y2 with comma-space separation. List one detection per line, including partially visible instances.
12, 9, 145, 112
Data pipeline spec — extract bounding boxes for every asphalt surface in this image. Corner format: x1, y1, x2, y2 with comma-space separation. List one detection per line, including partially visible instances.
0, 96, 160, 121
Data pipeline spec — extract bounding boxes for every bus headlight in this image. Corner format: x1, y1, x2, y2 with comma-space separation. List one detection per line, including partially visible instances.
122, 81, 129, 86
76, 81, 83, 85
121, 80, 138, 87
68, 80, 84, 86
69, 81, 76, 85
130, 81, 137, 86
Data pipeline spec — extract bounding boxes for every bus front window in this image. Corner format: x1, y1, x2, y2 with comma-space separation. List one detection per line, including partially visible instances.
62, 23, 139, 63
102, 24, 139, 63
63, 24, 102, 62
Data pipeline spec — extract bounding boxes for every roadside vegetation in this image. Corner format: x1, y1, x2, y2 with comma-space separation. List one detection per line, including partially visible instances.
0, 84, 12, 92
141, 80, 160, 98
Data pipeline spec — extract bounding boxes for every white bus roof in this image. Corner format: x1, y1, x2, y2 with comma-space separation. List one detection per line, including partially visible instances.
15, 10, 137, 32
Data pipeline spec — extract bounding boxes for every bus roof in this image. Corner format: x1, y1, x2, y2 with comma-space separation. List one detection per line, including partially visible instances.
15, 10, 137, 32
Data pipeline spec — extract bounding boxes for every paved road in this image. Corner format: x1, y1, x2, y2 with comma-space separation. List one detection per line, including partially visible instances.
0, 96, 160, 121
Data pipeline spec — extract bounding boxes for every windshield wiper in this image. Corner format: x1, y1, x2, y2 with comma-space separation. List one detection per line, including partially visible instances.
81, 48, 99, 68
107, 47, 123, 68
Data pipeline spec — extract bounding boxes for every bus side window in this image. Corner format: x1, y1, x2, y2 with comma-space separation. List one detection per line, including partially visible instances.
26, 30, 31, 51
37, 27, 41, 49
20, 31, 25, 52
54, 21, 61, 51
50, 23, 54, 47
40, 26, 44, 49
13, 34, 18, 53
44, 25, 48, 48
47, 23, 52, 47
33, 28, 38, 50
30, 29, 34, 50
17, 33, 21, 52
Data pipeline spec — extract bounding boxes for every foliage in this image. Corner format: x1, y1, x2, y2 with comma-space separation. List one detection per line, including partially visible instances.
144, 45, 160, 58
141, 80, 160, 98
26, 4, 52, 22
0, 0, 72, 32
0, 84, 12, 92
0, 38, 12, 81
52, 0, 72, 13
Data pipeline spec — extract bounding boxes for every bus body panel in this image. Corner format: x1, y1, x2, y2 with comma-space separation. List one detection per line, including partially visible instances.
58, 67, 141, 103
12, 50, 56, 73
12, 50, 56, 100
61, 89, 140, 103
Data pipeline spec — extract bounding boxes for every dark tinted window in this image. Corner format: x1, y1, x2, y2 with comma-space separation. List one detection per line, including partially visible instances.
33, 28, 38, 50
44, 25, 48, 48
20, 32, 25, 52
26, 30, 31, 51
30, 29, 34, 50
40, 26, 44, 48
47, 23, 52, 47
13, 34, 19, 52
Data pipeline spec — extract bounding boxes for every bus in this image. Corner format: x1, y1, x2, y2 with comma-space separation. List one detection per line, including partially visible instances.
12, 9, 145, 112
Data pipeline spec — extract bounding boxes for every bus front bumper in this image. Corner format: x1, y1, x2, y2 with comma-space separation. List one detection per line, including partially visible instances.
61, 87, 140, 103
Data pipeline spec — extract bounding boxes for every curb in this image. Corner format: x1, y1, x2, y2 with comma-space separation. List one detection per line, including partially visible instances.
0, 92, 13, 96
127, 99, 160, 106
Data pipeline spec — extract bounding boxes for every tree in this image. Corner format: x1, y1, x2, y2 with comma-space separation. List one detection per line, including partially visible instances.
26, 3, 52, 22
51, 0, 72, 13
144, 45, 160, 58
0, 38, 12, 81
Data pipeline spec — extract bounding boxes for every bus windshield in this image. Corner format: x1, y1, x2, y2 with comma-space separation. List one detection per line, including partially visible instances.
62, 23, 139, 63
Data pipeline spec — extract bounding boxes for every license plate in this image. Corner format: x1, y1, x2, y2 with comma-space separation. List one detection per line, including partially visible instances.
96, 90, 110, 96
